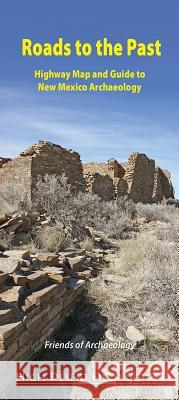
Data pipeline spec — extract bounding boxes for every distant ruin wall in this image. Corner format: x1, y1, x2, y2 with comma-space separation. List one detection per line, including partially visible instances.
124, 153, 155, 203
84, 172, 115, 201
83, 159, 125, 180
153, 167, 174, 202
83, 162, 111, 177
0, 143, 174, 204
0, 157, 32, 202
29, 142, 86, 192
0, 142, 86, 200
83, 155, 159, 203
114, 178, 128, 199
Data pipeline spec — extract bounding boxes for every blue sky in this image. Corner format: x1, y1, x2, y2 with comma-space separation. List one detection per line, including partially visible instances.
0, 0, 179, 196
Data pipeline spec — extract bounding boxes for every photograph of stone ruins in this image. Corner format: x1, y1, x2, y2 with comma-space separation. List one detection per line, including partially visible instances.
0, 140, 178, 361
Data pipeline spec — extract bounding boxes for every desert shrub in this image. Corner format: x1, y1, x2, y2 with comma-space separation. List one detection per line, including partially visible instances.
0, 178, 31, 213
103, 203, 136, 239
136, 200, 177, 222
34, 225, 70, 252
102, 197, 137, 239
116, 196, 136, 217
0, 229, 15, 249
33, 174, 72, 222
33, 174, 135, 240
33, 174, 106, 231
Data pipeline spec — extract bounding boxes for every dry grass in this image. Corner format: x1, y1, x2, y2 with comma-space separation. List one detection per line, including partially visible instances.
88, 232, 178, 360
35, 225, 71, 252
136, 200, 178, 223
155, 221, 178, 241
82, 236, 94, 251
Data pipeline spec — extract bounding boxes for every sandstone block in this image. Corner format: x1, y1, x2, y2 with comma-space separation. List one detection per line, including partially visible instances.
25, 306, 51, 329
48, 273, 64, 284
18, 259, 32, 273
26, 271, 48, 290
43, 266, 64, 274
63, 292, 76, 308
68, 256, 86, 271
0, 258, 19, 274
75, 285, 86, 297
0, 212, 10, 224
126, 325, 145, 344
17, 330, 30, 348
11, 274, 28, 286
66, 278, 85, 290
59, 249, 86, 258
23, 284, 62, 310
0, 340, 19, 359
34, 252, 59, 266
0, 286, 22, 306
0, 272, 8, 286
42, 266, 64, 284
47, 301, 64, 322
75, 270, 92, 280
23, 304, 41, 320
27, 322, 42, 341
0, 321, 24, 341
4, 249, 29, 260
39, 327, 55, 344
41, 312, 63, 336
0, 308, 16, 325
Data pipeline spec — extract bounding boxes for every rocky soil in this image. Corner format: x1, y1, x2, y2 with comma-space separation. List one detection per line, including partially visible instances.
0, 207, 178, 361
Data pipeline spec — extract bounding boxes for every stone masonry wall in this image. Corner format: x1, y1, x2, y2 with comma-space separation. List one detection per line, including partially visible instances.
23, 141, 86, 193
114, 178, 128, 199
83, 159, 125, 180
83, 154, 158, 203
0, 249, 88, 361
84, 172, 115, 201
124, 153, 155, 203
0, 142, 174, 204
153, 167, 174, 202
0, 157, 33, 203
0, 141, 86, 201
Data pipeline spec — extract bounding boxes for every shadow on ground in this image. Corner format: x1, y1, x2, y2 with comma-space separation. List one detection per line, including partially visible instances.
34, 296, 107, 361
